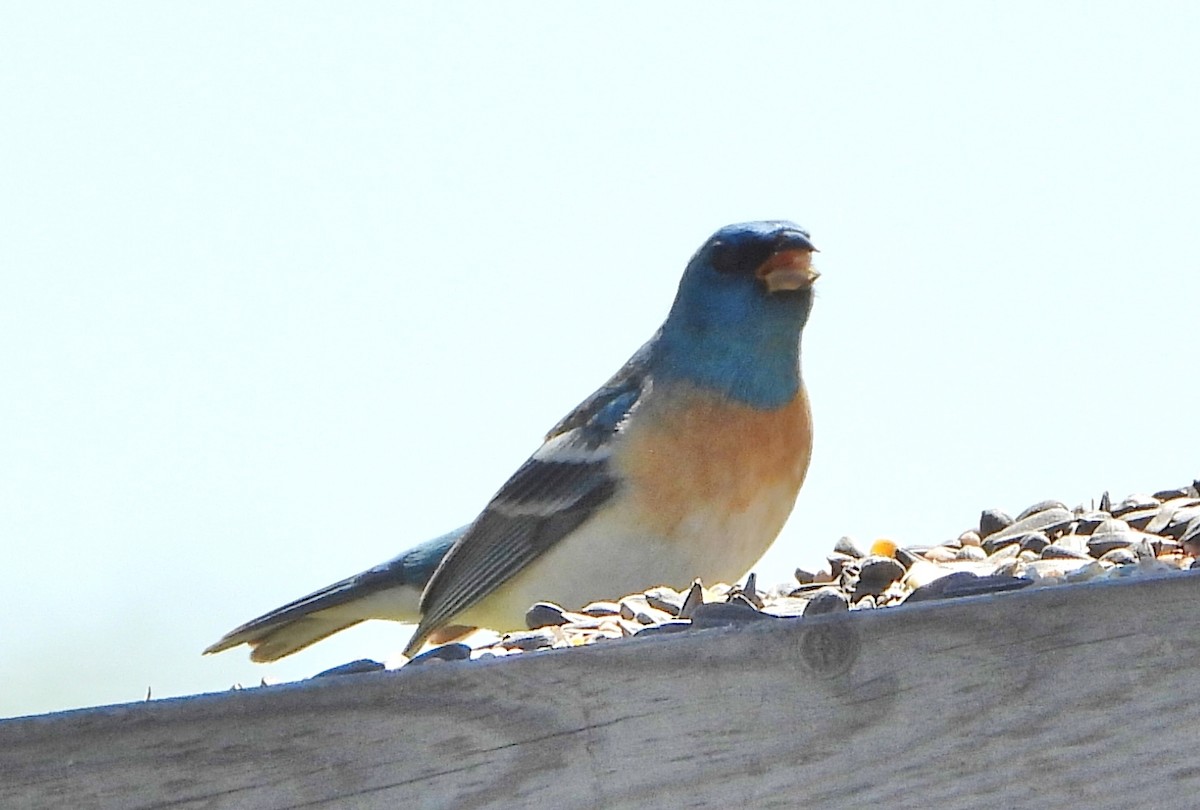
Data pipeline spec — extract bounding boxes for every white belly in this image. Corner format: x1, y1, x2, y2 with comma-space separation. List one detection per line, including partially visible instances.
452, 479, 799, 632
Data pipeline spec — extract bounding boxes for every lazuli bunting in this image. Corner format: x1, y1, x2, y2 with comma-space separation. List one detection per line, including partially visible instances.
205, 221, 819, 662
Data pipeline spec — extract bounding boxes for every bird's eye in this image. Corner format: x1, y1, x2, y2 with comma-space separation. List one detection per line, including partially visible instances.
708, 240, 736, 274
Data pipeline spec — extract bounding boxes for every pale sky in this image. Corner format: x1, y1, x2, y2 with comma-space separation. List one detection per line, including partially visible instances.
3, 2, 1198, 719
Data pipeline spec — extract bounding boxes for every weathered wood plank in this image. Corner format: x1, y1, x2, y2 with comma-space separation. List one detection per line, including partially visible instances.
4, 571, 1200, 810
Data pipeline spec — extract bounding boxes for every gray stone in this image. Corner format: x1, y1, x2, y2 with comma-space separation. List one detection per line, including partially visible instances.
587, 622, 627, 641
982, 529, 1018, 555
1120, 507, 1159, 531
904, 572, 1031, 604
501, 628, 560, 651
979, 509, 1014, 539
1100, 547, 1138, 566
794, 567, 818, 585
743, 571, 759, 593
1073, 511, 1110, 535
834, 536, 866, 558
992, 558, 1021, 577
580, 601, 620, 617
761, 596, 810, 617
1015, 531, 1051, 554
855, 555, 907, 596
1162, 507, 1200, 539
1087, 531, 1136, 557
894, 548, 922, 569
406, 644, 472, 666
619, 596, 673, 625
525, 602, 569, 629
1146, 498, 1200, 533
803, 588, 850, 616
1095, 516, 1131, 534
923, 545, 959, 562
678, 581, 705, 619
634, 620, 694, 637
644, 587, 685, 615
1052, 532, 1089, 554
635, 606, 674, 626
312, 659, 386, 677
1016, 499, 1069, 521
1154, 486, 1194, 501
1041, 544, 1091, 560
986, 507, 1073, 545
905, 571, 978, 603
956, 545, 987, 561
988, 543, 1021, 561
690, 601, 772, 628
563, 611, 604, 628
1112, 494, 1160, 517
618, 595, 650, 621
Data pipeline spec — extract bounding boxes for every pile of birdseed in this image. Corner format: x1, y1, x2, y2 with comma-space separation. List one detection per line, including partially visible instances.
323, 481, 1200, 673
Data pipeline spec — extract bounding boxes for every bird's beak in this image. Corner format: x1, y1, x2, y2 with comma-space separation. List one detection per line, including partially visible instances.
757, 249, 820, 293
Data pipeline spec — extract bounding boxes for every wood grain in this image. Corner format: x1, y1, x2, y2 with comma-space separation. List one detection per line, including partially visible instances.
4, 571, 1200, 810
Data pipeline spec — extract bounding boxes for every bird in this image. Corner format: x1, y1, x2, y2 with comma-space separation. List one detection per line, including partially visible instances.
204, 220, 820, 663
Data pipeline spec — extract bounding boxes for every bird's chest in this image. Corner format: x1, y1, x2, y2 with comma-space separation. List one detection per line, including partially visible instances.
613, 383, 813, 569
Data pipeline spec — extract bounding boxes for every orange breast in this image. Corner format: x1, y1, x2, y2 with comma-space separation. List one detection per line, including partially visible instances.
614, 381, 813, 540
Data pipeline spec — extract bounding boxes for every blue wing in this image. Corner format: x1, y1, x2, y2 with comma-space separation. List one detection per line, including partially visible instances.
410, 342, 656, 648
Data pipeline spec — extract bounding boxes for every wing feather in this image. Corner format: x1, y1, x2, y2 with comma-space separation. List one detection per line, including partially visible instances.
410, 350, 655, 649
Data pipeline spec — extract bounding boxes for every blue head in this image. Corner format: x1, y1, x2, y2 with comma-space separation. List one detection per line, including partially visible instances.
655, 221, 818, 408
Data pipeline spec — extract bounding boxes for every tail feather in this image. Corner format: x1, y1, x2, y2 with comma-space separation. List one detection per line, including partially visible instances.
203, 606, 368, 662
204, 528, 464, 662
203, 578, 423, 661
246, 617, 364, 663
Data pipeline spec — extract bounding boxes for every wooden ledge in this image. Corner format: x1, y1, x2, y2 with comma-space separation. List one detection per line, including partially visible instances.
5, 570, 1200, 809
